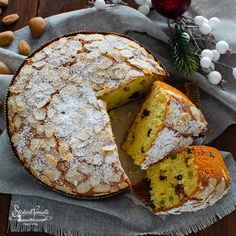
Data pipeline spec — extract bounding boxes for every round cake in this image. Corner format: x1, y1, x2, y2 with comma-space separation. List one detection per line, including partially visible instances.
7, 32, 167, 197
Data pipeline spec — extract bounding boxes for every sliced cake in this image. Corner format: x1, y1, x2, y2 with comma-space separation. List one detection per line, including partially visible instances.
7, 32, 168, 197
146, 146, 230, 214
122, 81, 208, 169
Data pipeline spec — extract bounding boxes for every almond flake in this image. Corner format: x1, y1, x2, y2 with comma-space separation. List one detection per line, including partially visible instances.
87, 50, 101, 60
33, 108, 46, 120
76, 182, 91, 194
120, 49, 133, 58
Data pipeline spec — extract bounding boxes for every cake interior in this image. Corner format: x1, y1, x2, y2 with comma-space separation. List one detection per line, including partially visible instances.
100, 75, 164, 110
146, 149, 198, 212
122, 83, 169, 165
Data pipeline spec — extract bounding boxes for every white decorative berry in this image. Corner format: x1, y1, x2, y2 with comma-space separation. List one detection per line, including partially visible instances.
201, 49, 214, 61
208, 71, 222, 84
199, 23, 212, 35
194, 16, 208, 26
138, 5, 150, 15
216, 41, 229, 54
94, 0, 107, 10
212, 49, 220, 62
200, 57, 212, 68
182, 32, 190, 42
233, 68, 236, 79
209, 17, 221, 30
135, 0, 146, 5
145, 0, 152, 8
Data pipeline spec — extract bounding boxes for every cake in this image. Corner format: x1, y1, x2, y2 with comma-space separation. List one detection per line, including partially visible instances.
122, 81, 208, 169
7, 32, 167, 197
146, 146, 230, 214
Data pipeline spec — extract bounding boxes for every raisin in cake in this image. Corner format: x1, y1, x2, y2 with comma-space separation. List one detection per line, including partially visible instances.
7, 32, 167, 197
122, 81, 207, 169
146, 146, 230, 214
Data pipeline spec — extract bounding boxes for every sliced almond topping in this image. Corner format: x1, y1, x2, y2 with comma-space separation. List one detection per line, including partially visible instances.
58, 142, 69, 154
93, 184, 110, 193
45, 137, 56, 147
76, 182, 91, 194
40, 175, 52, 186
86, 50, 101, 60
64, 153, 73, 162
13, 115, 22, 129
11, 133, 20, 144
47, 107, 56, 119
33, 108, 46, 120
44, 123, 55, 138
120, 49, 133, 58
44, 170, 60, 181
46, 154, 57, 166
30, 138, 40, 151
118, 182, 129, 189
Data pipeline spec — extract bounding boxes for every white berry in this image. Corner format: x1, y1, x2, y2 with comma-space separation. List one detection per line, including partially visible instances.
233, 68, 236, 79
138, 5, 150, 15
216, 41, 229, 54
200, 57, 212, 68
201, 49, 214, 61
94, 0, 106, 10
199, 23, 212, 35
212, 49, 220, 62
194, 16, 208, 26
135, 0, 146, 5
209, 17, 221, 30
208, 71, 222, 84
182, 32, 190, 42
145, 0, 152, 8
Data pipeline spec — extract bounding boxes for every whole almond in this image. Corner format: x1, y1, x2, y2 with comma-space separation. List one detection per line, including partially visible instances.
29, 17, 46, 38
0, 61, 11, 74
0, 31, 14, 46
2, 14, 19, 25
18, 40, 31, 56
0, 0, 8, 7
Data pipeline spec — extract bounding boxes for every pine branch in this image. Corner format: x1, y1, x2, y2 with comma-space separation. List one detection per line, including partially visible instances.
169, 30, 199, 76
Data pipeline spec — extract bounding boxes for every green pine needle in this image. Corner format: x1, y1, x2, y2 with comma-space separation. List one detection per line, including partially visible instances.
169, 31, 199, 76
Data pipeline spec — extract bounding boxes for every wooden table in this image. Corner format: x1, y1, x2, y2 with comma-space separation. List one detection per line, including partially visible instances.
0, 1, 235, 235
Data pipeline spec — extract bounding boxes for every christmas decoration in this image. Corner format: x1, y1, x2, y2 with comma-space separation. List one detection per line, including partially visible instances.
152, 0, 191, 19
169, 29, 199, 75
94, 0, 107, 10
208, 71, 222, 84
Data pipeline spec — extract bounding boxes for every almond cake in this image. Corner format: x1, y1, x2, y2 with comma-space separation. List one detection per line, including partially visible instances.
7, 32, 167, 197
146, 146, 230, 214
122, 81, 208, 169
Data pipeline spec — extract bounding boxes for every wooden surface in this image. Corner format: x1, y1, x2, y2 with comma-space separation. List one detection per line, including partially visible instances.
0, 0, 235, 235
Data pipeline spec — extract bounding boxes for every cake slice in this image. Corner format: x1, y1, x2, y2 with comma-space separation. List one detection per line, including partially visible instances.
146, 146, 230, 214
122, 81, 207, 169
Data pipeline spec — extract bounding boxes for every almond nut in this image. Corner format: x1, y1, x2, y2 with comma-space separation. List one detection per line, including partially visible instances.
18, 40, 31, 55
0, 61, 11, 74
0, 31, 14, 46
0, 0, 8, 7
29, 17, 46, 38
2, 14, 19, 25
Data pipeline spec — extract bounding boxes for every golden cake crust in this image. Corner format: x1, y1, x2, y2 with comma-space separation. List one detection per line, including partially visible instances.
151, 146, 230, 214
6, 32, 168, 198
